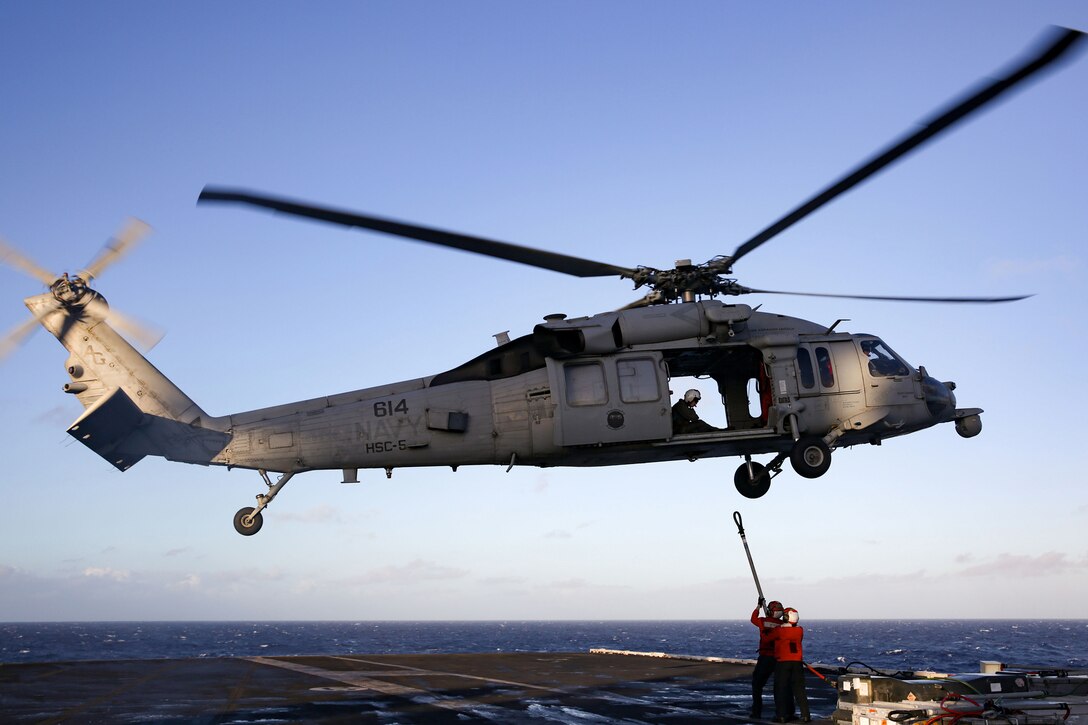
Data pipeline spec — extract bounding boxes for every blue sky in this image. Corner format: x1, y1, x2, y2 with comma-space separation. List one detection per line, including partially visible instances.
1, 2, 1086, 622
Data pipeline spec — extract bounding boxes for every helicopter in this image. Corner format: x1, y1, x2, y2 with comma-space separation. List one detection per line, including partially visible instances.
2, 27, 1082, 536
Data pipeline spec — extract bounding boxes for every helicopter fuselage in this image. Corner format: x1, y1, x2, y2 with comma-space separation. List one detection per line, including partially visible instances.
43, 295, 977, 494
211, 301, 973, 475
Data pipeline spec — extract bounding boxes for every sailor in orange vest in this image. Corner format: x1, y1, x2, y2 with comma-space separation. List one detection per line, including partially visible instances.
770, 607, 811, 722
749, 598, 785, 719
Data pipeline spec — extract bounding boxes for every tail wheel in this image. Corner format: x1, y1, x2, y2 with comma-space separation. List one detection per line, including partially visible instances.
734, 461, 771, 499
790, 436, 831, 478
233, 507, 263, 536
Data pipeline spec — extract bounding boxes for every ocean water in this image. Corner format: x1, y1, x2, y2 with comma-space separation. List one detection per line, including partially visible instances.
2, 620, 1086, 672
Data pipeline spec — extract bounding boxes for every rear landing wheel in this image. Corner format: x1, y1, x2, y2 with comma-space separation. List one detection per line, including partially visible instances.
790, 436, 831, 479
734, 461, 771, 499
233, 507, 263, 536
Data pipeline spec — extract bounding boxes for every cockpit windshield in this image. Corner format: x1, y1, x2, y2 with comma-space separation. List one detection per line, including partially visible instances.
860, 338, 910, 377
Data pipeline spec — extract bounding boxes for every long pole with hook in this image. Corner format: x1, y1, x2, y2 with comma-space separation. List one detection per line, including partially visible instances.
733, 511, 767, 616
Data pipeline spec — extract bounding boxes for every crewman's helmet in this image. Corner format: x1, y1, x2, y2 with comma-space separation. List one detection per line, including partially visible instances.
784, 607, 799, 624
768, 600, 784, 617
684, 389, 701, 404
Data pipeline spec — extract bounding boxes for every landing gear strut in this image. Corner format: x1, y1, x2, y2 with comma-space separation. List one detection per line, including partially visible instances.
733, 452, 787, 499
233, 469, 295, 536
733, 432, 835, 498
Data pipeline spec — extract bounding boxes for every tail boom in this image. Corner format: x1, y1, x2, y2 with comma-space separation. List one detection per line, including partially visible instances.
28, 292, 230, 470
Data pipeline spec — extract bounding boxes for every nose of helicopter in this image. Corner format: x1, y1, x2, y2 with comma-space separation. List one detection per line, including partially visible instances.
922, 374, 957, 422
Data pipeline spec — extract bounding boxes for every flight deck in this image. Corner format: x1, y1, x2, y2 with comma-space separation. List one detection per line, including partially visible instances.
0, 650, 839, 723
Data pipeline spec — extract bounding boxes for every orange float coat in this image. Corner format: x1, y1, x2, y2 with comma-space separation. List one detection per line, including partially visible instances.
751, 607, 781, 657
771, 623, 804, 661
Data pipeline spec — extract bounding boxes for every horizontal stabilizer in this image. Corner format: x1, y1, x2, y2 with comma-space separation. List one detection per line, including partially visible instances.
67, 388, 147, 471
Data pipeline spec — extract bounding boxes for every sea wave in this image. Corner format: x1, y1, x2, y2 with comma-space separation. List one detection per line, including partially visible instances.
2, 619, 1086, 670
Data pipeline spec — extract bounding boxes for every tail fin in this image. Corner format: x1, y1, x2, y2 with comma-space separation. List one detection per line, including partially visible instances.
28, 291, 230, 470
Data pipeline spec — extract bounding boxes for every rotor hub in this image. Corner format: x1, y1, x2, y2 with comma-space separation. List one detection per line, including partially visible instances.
628, 257, 744, 304
50, 274, 91, 306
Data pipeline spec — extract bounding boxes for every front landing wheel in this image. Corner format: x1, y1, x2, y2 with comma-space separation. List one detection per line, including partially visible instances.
233, 507, 264, 536
790, 436, 831, 479
734, 461, 771, 499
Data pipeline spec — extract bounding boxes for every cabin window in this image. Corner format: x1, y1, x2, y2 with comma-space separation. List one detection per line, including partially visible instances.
745, 378, 763, 417
617, 358, 660, 403
860, 339, 910, 377
796, 348, 815, 390
815, 346, 835, 388
564, 362, 608, 406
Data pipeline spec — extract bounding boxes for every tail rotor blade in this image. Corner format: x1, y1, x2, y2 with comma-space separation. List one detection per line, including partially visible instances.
109, 309, 165, 351
0, 236, 57, 286
0, 315, 42, 361
84, 296, 164, 351
81, 218, 151, 281
0, 298, 64, 362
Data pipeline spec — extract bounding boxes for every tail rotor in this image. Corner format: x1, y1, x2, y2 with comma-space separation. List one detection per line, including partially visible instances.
1, 219, 163, 362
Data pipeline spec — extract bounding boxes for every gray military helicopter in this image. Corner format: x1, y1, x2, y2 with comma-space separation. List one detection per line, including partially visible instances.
3, 27, 1082, 535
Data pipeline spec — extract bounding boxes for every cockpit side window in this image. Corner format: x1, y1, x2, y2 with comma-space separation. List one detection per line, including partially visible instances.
860, 339, 910, 377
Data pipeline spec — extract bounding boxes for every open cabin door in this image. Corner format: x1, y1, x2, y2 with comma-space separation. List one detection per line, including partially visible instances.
547, 351, 671, 446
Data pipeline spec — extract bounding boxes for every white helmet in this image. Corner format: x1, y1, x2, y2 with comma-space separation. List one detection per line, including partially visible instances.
684, 389, 701, 403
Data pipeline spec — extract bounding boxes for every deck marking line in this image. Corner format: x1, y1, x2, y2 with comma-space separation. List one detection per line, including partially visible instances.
332, 654, 738, 718
246, 656, 473, 712
330, 655, 568, 694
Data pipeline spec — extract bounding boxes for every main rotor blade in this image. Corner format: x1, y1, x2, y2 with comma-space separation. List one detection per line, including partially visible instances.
82, 218, 151, 281
615, 293, 661, 311
199, 187, 636, 279
746, 288, 1032, 304
729, 26, 1085, 266
0, 236, 56, 286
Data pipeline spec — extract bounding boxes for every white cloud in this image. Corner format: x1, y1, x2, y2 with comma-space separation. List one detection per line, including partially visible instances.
478, 575, 527, 586
202, 567, 286, 586
170, 574, 201, 589
350, 559, 470, 585
955, 551, 1087, 578
82, 566, 131, 582
279, 504, 347, 524
985, 255, 1081, 279
546, 577, 630, 592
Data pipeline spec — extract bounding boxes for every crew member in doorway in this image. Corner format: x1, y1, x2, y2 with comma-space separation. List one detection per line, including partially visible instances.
750, 598, 785, 719
771, 607, 811, 723
672, 389, 719, 434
